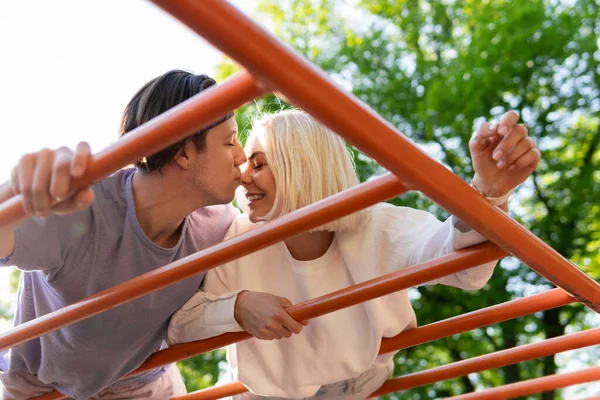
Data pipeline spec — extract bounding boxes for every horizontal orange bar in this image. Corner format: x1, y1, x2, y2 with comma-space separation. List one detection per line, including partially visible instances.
175, 288, 573, 400
371, 327, 600, 396
447, 365, 600, 400
150, 0, 600, 312
0, 71, 264, 229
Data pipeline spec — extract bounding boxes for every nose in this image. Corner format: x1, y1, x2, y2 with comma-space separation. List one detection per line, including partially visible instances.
240, 166, 253, 185
234, 141, 247, 168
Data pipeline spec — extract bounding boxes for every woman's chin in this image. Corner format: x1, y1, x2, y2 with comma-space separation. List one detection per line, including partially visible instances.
248, 212, 263, 223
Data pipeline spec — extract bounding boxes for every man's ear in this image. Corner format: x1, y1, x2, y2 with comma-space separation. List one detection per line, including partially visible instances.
175, 143, 192, 170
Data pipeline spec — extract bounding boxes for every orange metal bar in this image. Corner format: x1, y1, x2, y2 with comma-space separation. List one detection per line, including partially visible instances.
36, 241, 502, 400
379, 288, 575, 354
370, 327, 600, 396
173, 382, 248, 400
447, 366, 600, 400
0, 173, 406, 354
149, 0, 600, 312
0, 71, 265, 229
31, 393, 65, 400
176, 288, 573, 400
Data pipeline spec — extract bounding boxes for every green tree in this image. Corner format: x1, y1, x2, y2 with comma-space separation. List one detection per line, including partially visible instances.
180, 1, 600, 398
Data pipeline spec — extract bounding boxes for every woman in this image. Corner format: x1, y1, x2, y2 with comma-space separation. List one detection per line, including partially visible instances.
168, 110, 540, 399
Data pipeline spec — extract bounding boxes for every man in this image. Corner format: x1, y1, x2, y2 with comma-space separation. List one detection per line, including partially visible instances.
0, 70, 302, 399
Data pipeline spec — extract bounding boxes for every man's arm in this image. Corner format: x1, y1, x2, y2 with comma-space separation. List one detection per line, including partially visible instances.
0, 144, 94, 262
0, 181, 17, 259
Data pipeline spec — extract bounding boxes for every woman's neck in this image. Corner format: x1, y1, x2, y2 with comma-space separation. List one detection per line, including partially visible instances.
284, 231, 335, 261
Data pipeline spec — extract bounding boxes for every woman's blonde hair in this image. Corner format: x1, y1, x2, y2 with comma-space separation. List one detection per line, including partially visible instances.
239, 109, 366, 232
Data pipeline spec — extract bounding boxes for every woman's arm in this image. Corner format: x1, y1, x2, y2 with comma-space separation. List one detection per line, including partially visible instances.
406, 212, 497, 290
167, 268, 306, 345
414, 111, 539, 288
167, 288, 244, 345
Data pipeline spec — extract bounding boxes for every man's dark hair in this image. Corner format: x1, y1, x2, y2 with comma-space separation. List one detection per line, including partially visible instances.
119, 69, 234, 172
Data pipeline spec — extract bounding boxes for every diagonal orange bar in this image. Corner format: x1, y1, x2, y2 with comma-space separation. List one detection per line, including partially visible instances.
370, 327, 600, 396
0, 173, 406, 354
0, 71, 265, 229
447, 366, 600, 400
149, 0, 600, 311
175, 288, 574, 400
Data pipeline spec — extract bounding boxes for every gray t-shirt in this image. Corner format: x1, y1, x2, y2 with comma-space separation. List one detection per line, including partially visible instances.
0, 168, 238, 399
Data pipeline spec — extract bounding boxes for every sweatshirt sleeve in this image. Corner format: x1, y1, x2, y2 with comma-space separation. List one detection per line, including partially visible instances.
168, 220, 245, 345
166, 286, 244, 345
373, 204, 497, 290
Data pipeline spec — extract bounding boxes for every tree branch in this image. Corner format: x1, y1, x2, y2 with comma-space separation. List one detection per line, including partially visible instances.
444, 338, 477, 393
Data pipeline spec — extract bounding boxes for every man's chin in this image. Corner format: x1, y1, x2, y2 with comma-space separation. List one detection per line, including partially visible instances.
218, 190, 237, 205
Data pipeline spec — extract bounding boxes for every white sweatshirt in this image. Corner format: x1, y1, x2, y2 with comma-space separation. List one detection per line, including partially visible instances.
168, 203, 497, 398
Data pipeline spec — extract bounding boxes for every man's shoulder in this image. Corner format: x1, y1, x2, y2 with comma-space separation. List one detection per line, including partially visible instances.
92, 168, 134, 205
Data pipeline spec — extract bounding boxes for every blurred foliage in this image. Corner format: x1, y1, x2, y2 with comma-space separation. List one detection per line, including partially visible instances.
179, 0, 600, 398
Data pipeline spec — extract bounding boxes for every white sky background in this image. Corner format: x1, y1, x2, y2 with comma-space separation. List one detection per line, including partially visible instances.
0, 1, 598, 396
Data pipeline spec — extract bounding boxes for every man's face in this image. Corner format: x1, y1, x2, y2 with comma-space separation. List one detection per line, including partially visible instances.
190, 117, 246, 205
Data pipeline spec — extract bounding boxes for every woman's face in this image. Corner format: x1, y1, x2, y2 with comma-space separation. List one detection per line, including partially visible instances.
240, 135, 277, 222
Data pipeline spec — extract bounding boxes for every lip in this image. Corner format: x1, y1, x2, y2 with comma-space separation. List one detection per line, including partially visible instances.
245, 193, 265, 205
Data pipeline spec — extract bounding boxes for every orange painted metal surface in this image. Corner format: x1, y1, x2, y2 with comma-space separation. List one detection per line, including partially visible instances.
0, 71, 264, 229
175, 288, 574, 400
370, 327, 600, 396
149, 0, 600, 311
31, 392, 66, 400
173, 382, 248, 400
447, 365, 600, 399
0, 173, 406, 354
379, 288, 575, 354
